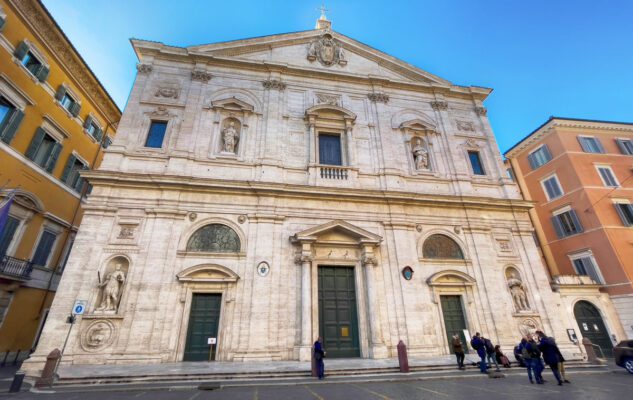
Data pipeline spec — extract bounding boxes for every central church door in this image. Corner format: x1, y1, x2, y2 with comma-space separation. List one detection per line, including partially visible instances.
318, 266, 360, 357
184, 293, 222, 361
440, 295, 469, 354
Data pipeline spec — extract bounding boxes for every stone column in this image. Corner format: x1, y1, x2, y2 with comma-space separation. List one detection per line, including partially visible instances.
296, 242, 314, 361
345, 120, 356, 166
362, 246, 388, 358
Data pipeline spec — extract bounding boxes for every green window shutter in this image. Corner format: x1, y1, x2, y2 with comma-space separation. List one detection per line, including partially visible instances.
35, 65, 49, 83
83, 115, 92, 130
45, 142, 62, 173
25, 127, 46, 160
0, 109, 25, 144
60, 154, 77, 184
102, 136, 112, 149
94, 126, 103, 142
55, 85, 67, 102
69, 102, 81, 117
0, 16, 6, 32
13, 41, 29, 60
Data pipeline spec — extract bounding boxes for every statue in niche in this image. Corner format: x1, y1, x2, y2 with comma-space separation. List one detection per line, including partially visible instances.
96, 263, 126, 312
222, 120, 240, 154
507, 271, 530, 312
412, 137, 429, 170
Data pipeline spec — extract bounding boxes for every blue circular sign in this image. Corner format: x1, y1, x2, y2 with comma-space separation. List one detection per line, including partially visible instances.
74, 304, 84, 314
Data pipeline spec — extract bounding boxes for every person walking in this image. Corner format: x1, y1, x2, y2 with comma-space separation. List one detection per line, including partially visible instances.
514, 343, 526, 367
313, 337, 325, 380
452, 334, 465, 370
483, 336, 500, 371
470, 332, 488, 373
536, 331, 564, 386
527, 336, 545, 384
519, 337, 535, 383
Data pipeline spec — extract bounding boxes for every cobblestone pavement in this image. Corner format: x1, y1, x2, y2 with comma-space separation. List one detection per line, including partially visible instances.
4, 368, 632, 399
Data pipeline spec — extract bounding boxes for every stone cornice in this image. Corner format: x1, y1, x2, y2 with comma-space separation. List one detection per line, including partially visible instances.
82, 170, 535, 213
8, 0, 121, 124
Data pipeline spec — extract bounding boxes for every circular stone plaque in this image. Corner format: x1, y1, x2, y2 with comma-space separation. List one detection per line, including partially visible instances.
257, 261, 270, 277
402, 266, 414, 281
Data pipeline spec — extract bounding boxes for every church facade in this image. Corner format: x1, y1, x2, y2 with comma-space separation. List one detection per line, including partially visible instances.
25, 18, 585, 370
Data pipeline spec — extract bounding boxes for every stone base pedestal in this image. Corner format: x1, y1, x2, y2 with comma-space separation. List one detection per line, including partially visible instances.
297, 345, 312, 362
370, 343, 389, 359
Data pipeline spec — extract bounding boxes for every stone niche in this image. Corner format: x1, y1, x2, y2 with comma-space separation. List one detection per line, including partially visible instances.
91, 256, 130, 315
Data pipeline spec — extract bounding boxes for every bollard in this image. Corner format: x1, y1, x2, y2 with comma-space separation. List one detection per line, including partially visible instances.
9, 372, 25, 393
311, 347, 317, 377
397, 340, 410, 373
582, 337, 599, 364
34, 349, 61, 388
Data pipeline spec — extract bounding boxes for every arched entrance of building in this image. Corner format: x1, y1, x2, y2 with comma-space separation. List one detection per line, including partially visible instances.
574, 301, 613, 358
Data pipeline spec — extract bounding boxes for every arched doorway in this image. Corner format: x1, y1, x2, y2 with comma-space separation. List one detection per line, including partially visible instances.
574, 301, 613, 357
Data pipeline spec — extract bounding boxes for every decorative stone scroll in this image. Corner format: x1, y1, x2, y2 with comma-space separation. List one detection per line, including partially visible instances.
367, 92, 389, 103
430, 101, 448, 111
506, 268, 531, 312
475, 106, 487, 116
136, 63, 152, 74
307, 33, 347, 66
262, 79, 286, 91
186, 224, 241, 253
191, 69, 212, 82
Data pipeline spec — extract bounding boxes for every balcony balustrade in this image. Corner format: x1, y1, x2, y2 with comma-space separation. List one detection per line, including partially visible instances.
0, 255, 33, 280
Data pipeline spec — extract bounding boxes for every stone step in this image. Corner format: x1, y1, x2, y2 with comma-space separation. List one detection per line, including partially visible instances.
52, 359, 600, 387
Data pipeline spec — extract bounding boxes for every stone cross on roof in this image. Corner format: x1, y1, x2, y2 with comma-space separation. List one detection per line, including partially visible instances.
316, 4, 332, 30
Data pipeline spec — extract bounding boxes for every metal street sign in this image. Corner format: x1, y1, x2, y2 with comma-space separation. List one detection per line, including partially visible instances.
72, 300, 87, 315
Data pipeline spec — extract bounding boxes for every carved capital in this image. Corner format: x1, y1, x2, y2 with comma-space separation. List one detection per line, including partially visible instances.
294, 254, 313, 265
475, 106, 487, 116
191, 69, 212, 82
361, 253, 377, 266
262, 79, 286, 91
430, 101, 448, 111
368, 92, 389, 103
136, 63, 152, 74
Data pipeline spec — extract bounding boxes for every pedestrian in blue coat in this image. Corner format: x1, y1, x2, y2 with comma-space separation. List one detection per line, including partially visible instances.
313, 337, 325, 380
536, 331, 563, 385
470, 332, 488, 373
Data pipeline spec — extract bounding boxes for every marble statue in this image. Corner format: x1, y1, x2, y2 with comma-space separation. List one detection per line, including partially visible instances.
222, 121, 239, 153
412, 138, 429, 170
96, 263, 126, 312
508, 273, 530, 312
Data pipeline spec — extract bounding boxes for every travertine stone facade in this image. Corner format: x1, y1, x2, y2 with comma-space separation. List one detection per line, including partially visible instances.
25, 22, 583, 371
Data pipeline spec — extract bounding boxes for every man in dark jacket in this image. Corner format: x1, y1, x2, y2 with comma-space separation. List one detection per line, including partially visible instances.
483, 336, 500, 371
452, 334, 465, 370
470, 332, 488, 373
313, 337, 325, 380
536, 331, 563, 385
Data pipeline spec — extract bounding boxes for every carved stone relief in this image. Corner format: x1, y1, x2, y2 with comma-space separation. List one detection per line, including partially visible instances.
154, 87, 179, 99
475, 106, 487, 116
136, 63, 152, 74
506, 268, 531, 312
367, 92, 389, 103
456, 120, 475, 132
262, 79, 286, 91
307, 34, 346, 66
186, 224, 241, 253
81, 319, 115, 352
191, 69, 212, 82
220, 118, 241, 154
316, 93, 340, 106
117, 225, 135, 239
430, 101, 448, 111
464, 138, 480, 148
518, 318, 540, 338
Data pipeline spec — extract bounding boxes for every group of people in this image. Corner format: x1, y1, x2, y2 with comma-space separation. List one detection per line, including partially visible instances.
514, 331, 570, 385
464, 332, 511, 373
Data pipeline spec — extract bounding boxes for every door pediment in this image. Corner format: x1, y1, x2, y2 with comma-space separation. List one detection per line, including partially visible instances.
177, 264, 240, 283
427, 270, 475, 286
291, 219, 382, 246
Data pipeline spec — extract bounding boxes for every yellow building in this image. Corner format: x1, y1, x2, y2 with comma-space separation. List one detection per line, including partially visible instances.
0, 0, 120, 362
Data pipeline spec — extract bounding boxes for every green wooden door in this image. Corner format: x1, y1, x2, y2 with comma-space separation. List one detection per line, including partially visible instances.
574, 301, 613, 357
318, 266, 360, 358
440, 295, 469, 354
184, 293, 222, 361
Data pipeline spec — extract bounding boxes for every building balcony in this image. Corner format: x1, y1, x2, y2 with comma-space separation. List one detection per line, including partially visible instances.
552, 275, 600, 286
0, 255, 34, 281
309, 164, 359, 188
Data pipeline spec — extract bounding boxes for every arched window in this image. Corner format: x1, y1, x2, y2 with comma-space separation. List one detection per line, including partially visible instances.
422, 234, 464, 259
186, 224, 240, 253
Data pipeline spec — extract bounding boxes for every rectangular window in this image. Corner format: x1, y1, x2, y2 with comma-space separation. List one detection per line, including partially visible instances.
0, 96, 24, 144
572, 256, 603, 284
318, 133, 342, 166
597, 166, 619, 187
144, 121, 167, 148
61, 154, 88, 192
551, 209, 583, 238
506, 168, 515, 181
614, 203, 633, 226
60, 93, 75, 111
616, 139, 633, 155
22, 51, 43, 76
541, 175, 563, 200
25, 128, 62, 173
32, 230, 57, 267
527, 145, 552, 169
578, 136, 605, 153
0, 96, 13, 126
0, 216, 20, 257
468, 151, 485, 175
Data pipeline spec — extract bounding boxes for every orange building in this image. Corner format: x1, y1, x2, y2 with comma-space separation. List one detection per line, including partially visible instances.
506, 117, 632, 356
0, 0, 120, 363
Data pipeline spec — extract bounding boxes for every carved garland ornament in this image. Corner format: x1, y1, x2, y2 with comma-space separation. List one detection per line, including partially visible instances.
307, 34, 347, 67
136, 63, 152, 74
191, 69, 212, 82
430, 101, 448, 111
475, 106, 487, 116
262, 79, 286, 91
316, 93, 340, 106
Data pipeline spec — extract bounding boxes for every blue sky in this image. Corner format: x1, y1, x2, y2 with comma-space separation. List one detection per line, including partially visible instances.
43, 0, 633, 153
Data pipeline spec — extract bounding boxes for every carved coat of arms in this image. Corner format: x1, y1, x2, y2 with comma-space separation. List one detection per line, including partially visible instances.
307, 34, 347, 67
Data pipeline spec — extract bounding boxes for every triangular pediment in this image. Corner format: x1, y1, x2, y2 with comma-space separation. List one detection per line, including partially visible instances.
185, 29, 451, 85
291, 219, 382, 245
